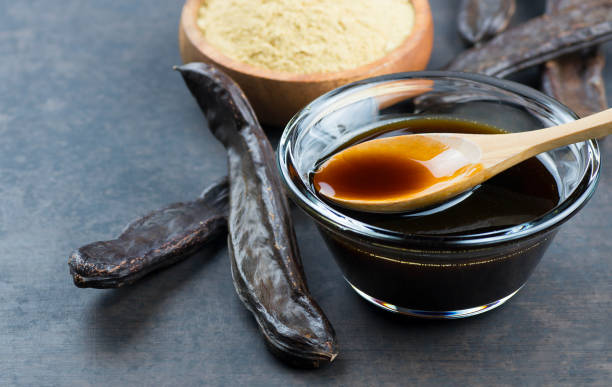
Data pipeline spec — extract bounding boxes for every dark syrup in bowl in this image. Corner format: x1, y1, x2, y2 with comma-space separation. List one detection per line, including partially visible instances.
310, 117, 561, 313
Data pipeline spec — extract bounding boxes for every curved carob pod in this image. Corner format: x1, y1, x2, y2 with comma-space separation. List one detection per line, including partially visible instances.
542, 48, 607, 118
458, 0, 515, 46
176, 63, 338, 368
68, 177, 229, 288
446, 0, 612, 77
541, 0, 608, 118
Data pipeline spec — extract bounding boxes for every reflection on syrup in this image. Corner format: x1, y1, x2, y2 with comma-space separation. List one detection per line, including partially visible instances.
313, 134, 482, 202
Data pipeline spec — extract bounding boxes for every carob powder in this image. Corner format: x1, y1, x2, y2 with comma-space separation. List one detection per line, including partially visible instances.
197, 0, 415, 74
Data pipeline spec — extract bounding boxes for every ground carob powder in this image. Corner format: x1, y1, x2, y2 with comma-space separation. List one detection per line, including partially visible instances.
197, 0, 415, 74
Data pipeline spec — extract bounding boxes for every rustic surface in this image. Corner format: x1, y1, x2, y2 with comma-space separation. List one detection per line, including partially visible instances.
0, 0, 610, 385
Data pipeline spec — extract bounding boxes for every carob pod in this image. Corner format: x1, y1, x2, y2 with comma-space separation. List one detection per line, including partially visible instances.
457, 0, 515, 46
68, 177, 229, 288
446, 0, 612, 77
542, 48, 607, 118
541, 0, 608, 118
176, 63, 338, 368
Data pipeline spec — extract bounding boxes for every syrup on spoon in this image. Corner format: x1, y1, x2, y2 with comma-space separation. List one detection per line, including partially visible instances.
314, 108, 612, 213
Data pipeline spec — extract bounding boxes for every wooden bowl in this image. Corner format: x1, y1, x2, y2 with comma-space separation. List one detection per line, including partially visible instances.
179, 0, 434, 126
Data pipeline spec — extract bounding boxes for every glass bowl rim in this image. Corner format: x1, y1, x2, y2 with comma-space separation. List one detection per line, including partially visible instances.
277, 71, 601, 248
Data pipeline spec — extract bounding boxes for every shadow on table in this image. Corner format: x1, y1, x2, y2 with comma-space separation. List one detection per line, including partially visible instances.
335, 280, 552, 363
85, 237, 226, 351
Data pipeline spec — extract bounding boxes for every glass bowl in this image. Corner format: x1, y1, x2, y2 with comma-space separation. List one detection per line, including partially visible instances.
277, 72, 600, 319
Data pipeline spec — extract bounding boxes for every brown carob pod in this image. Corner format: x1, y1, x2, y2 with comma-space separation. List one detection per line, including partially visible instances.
68, 178, 229, 288
542, 48, 607, 118
176, 63, 338, 368
446, 0, 612, 77
458, 0, 515, 46
541, 0, 608, 118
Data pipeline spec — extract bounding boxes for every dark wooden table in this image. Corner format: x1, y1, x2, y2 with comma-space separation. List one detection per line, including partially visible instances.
1, 1, 610, 385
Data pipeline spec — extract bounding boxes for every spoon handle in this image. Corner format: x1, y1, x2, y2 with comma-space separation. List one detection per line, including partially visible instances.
523, 107, 612, 149
472, 108, 612, 172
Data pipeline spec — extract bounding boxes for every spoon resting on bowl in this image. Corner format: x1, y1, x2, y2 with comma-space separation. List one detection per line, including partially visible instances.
313, 108, 612, 213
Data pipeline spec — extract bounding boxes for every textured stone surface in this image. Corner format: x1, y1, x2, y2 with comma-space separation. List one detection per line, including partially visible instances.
0, 0, 610, 385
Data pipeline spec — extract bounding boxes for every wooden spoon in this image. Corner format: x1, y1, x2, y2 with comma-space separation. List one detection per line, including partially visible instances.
313, 108, 612, 213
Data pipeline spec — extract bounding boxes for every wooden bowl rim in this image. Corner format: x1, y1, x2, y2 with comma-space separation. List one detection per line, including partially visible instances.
181, 0, 432, 84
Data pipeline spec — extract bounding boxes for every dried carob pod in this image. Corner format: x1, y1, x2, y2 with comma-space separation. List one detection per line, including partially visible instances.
446, 0, 612, 77
541, 0, 608, 117
176, 63, 338, 368
542, 47, 607, 118
458, 0, 515, 46
68, 178, 229, 288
